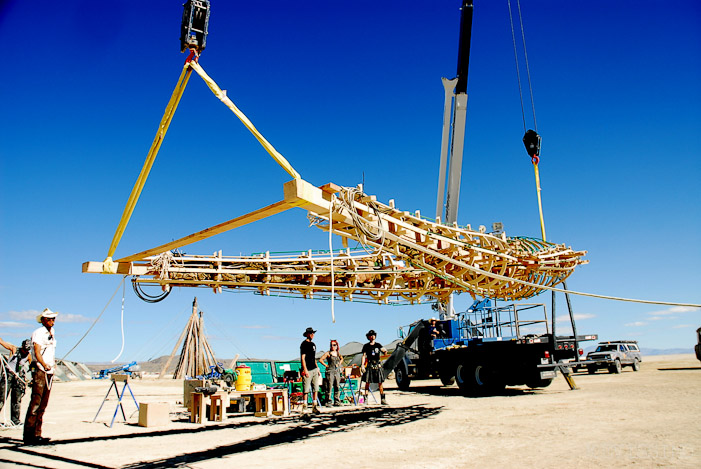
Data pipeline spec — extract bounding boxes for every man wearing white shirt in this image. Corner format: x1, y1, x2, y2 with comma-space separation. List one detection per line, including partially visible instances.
23, 308, 57, 446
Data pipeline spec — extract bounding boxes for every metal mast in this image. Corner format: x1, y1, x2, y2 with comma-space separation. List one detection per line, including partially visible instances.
435, 0, 474, 318
436, 0, 473, 226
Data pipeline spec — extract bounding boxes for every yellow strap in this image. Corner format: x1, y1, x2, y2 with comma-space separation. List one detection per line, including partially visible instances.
104, 63, 193, 270
189, 61, 301, 180
533, 162, 547, 242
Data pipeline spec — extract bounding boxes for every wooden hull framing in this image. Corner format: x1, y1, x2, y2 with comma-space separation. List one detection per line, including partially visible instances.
84, 179, 587, 303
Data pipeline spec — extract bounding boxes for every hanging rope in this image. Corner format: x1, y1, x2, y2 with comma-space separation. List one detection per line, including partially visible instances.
111, 277, 127, 363
329, 196, 335, 323
61, 276, 127, 361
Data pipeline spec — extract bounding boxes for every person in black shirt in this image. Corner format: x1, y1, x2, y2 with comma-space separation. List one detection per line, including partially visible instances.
300, 327, 321, 413
361, 329, 388, 405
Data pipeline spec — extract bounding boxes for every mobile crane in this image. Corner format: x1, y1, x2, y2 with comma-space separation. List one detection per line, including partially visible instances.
382, 1, 596, 396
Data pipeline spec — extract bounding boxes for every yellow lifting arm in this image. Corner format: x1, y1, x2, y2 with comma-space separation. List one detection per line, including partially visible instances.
103, 63, 193, 273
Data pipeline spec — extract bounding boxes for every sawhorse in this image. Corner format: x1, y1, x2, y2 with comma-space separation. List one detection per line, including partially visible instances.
93, 374, 139, 427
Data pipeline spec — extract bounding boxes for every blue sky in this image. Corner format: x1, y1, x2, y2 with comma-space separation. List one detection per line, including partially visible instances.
1, 1, 699, 363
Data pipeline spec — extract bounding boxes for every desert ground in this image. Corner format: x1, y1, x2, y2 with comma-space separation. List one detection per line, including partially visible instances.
0, 354, 698, 468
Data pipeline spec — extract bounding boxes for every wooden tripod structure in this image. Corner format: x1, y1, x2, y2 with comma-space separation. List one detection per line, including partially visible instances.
158, 297, 217, 379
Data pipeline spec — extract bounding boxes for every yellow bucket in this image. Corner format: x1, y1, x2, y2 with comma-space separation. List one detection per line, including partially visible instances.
235, 365, 252, 391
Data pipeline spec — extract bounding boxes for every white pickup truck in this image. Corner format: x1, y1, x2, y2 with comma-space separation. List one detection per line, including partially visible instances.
586, 341, 642, 374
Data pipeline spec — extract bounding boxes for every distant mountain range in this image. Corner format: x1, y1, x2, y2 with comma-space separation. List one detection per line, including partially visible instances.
81, 344, 696, 372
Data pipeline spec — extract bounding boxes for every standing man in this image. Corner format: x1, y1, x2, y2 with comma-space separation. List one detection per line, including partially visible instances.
361, 329, 388, 405
0, 338, 32, 426
24, 308, 57, 446
300, 327, 321, 414
429, 318, 443, 339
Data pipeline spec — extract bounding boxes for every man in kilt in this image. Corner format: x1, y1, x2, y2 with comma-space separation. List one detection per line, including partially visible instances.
361, 329, 388, 405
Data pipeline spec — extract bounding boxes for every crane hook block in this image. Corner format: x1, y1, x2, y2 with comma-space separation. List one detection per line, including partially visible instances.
180, 0, 211, 53
523, 129, 541, 157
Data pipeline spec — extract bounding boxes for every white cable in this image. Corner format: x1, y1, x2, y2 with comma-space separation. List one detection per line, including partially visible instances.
111, 278, 126, 363
61, 276, 126, 361
329, 196, 335, 323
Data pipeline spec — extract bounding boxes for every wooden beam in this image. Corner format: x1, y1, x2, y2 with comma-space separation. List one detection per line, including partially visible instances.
82, 261, 149, 275
116, 199, 295, 263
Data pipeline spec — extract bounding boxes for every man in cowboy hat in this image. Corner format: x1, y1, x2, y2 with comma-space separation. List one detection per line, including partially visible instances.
0, 337, 32, 426
300, 327, 321, 414
23, 308, 57, 446
361, 329, 388, 405
429, 318, 444, 339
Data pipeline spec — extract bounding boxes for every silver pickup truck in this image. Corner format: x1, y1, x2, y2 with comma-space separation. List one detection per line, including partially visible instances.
586, 341, 642, 374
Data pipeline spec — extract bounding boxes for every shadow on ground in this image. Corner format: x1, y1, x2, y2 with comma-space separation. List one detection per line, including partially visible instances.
0, 405, 442, 469
656, 367, 701, 371
396, 384, 538, 398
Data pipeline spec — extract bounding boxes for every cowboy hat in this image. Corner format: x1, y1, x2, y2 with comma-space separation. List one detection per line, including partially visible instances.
303, 327, 317, 337
36, 308, 58, 323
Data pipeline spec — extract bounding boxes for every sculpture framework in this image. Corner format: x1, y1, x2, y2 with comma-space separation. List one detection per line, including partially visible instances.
82, 56, 587, 304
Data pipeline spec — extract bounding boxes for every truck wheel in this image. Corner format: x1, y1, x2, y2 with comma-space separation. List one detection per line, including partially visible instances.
456, 361, 503, 396
609, 359, 622, 374
395, 362, 411, 391
632, 359, 641, 371
455, 363, 470, 394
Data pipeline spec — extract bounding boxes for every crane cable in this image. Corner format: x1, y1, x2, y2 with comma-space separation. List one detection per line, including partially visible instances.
508, 0, 546, 241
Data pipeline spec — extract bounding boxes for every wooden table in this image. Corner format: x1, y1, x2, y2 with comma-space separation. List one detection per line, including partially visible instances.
227, 388, 289, 417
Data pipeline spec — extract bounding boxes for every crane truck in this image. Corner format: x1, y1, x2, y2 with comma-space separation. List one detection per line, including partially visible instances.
382, 299, 597, 396
379, 2, 597, 396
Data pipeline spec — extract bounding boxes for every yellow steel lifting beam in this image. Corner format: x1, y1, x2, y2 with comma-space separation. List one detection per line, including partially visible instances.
102, 59, 301, 272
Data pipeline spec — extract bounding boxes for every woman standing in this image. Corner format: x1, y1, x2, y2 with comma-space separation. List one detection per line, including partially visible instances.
319, 340, 344, 406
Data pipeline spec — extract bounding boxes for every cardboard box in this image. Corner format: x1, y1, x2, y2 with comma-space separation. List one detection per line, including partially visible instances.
183, 379, 210, 407
138, 402, 170, 427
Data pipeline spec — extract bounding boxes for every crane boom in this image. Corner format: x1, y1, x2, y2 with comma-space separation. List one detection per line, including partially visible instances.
436, 0, 473, 225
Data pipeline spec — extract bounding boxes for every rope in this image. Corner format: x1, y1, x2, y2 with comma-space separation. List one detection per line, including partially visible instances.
533, 162, 547, 241
363, 222, 701, 308
337, 186, 385, 256
61, 276, 127, 361
110, 279, 127, 363
407, 251, 700, 308
329, 196, 335, 323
